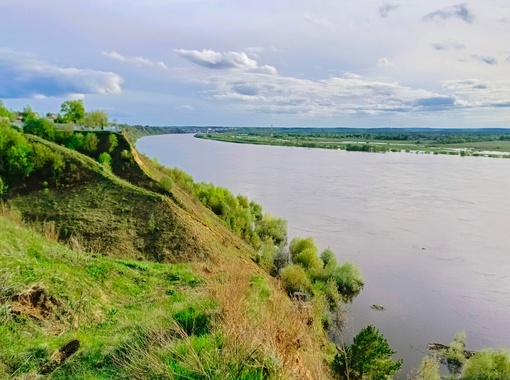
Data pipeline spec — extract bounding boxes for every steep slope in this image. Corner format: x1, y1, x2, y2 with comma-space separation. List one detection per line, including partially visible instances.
0, 130, 334, 379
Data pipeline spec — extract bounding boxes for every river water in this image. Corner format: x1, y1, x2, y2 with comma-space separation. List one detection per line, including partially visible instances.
137, 134, 510, 377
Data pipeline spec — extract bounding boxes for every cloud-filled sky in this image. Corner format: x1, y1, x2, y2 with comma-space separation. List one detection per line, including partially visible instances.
1, 0, 510, 127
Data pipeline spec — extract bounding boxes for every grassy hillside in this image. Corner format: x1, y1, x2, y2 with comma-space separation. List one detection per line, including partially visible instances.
0, 210, 331, 379
0, 128, 334, 379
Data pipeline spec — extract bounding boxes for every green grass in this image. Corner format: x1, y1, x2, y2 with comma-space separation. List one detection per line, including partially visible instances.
0, 216, 218, 379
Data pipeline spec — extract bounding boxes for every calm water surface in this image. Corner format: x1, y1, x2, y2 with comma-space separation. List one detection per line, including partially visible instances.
138, 134, 510, 376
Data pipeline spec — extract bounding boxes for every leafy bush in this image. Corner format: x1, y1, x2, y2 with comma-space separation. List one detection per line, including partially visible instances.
279, 264, 310, 294
159, 175, 174, 192
256, 214, 287, 247
464, 349, 510, 379
107, 133, 118, 152
294, 248, 323, 273
320, 248, 337, 268
330, 262, 364, 299
83, 133, 99, 152
289, 237, 317, 258
98, 152, 112, 170
23, 118, 57, 141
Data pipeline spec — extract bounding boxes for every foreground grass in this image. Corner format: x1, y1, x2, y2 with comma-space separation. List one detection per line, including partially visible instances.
0, 215, 218, 379
0, 211, 331, 379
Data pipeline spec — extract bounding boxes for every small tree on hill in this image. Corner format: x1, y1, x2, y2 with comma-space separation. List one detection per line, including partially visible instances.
333, 325, 402, 380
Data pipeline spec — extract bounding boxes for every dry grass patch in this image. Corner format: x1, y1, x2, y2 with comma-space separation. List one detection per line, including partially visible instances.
209, 257, 329, 379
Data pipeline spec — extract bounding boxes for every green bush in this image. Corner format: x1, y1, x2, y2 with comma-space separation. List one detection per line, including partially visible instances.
83, 133, 99, 153
23, 118, 57, 141
294, 248, 323, 273
320, 248, 337, 268
289, 237, 317, 258
279, 264, 311, 294
159, 175, 174, 192
464, 349, 510, 379
107, 133, 118, 152
330, 262, 364, 300
98, 152, 112, 170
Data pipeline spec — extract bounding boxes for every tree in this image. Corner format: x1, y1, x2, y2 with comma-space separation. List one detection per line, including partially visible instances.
22, 105, 38, 122
415, 356, 440, 380
0, 101, 14, 121
107, 133, 118, 152
333, 325, 402, 380
464, 349, 510, 380
98, 152, 112, 170
442, 331, 467, 376
23, 118, 57, 141
60, 99, 85, 124
83, 133, 98, 153
84, 110, 109, 128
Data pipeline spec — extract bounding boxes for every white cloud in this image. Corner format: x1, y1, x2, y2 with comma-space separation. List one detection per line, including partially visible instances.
0, 48, 123, 98
377, 57, 394, 67
442, 79, 510, 108
102, 51, 168, 69
188, 68, 458, 117
175, 49, 277, 75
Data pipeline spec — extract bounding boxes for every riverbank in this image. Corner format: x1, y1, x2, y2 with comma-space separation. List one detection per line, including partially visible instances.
195, 127, 510, 158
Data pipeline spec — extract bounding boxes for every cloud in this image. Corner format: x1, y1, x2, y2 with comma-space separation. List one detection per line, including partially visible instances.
175, 48, 277, 74
0, 48, 123, 98
432, 41, 466, 51
102, 51, 167, 69
379, 3, 398, 18
471, 55, 497, 65
442, 79, 510, 108
424, 4, 475, 24
190, 69, 459, 117
377, 57, 393, 67
414, 96, 456, 109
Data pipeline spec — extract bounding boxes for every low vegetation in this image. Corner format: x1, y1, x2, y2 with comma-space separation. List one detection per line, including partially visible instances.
195, 127, 510, 158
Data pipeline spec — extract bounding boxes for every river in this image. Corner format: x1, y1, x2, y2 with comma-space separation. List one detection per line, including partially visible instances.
137, 133, 510, 377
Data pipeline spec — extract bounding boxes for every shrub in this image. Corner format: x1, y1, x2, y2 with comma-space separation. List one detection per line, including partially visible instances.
83, 133, 99, 152
289, 237, 317, 258
320, 248, 337, 268
107, 134, 118, 152
256, 214, 287, 247
464, 349, 510, 379
23, 118, 57, 141
294, 248, 323, 273
279, 264, 310, 294
98, 152, 112, 170
330, 262, 364, 300
159, 175, 174, 192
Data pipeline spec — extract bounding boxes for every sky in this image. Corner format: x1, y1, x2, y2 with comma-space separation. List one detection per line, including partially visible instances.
1, 0, 510, 128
